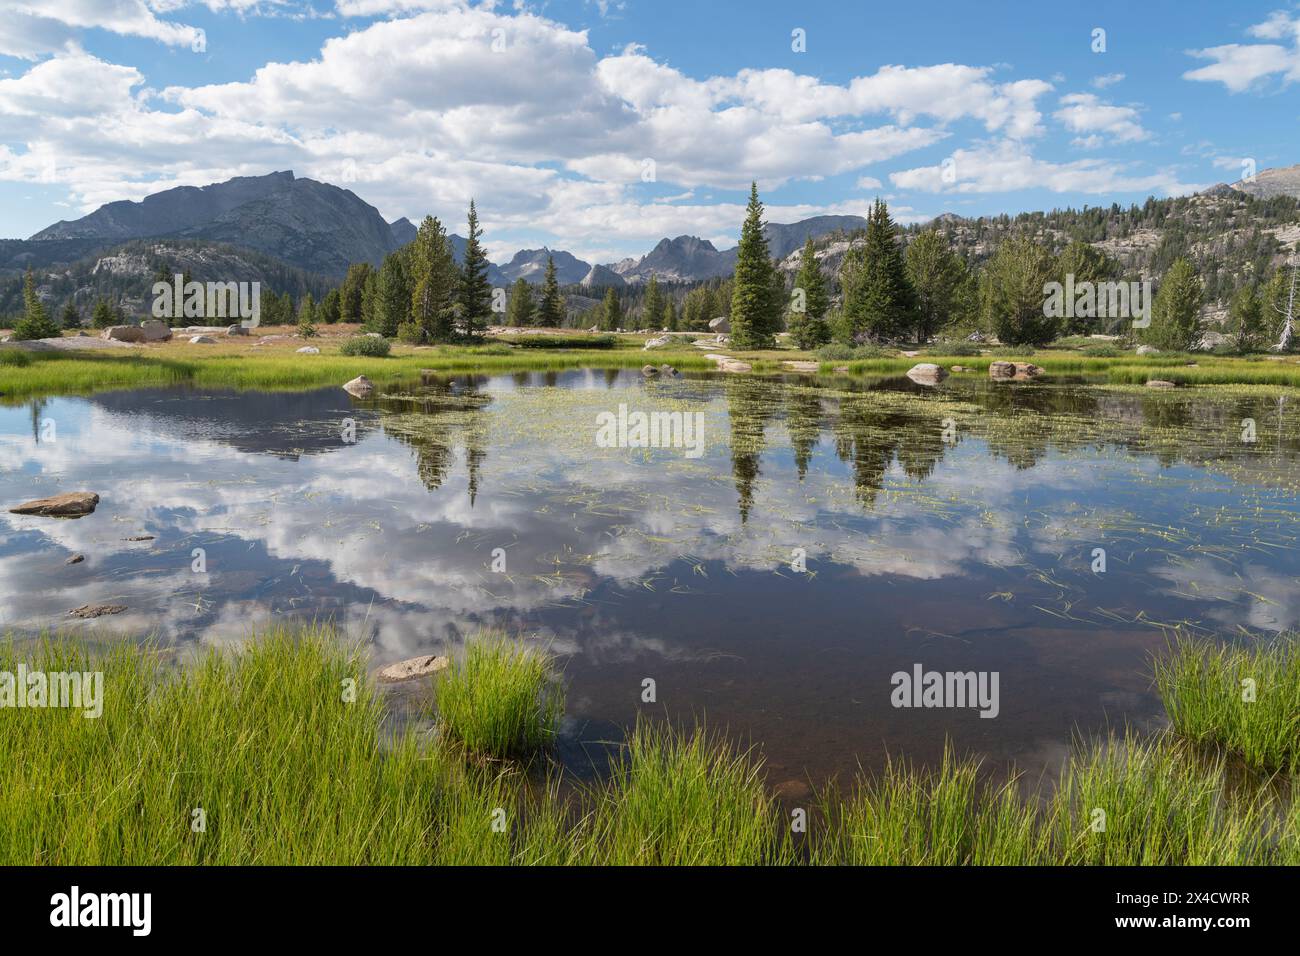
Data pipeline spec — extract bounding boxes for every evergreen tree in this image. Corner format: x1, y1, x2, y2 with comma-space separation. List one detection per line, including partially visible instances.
840, 198, 916, 342
905, 229, 967, 343
981, 236, 1060, 345
1227, 284, 1263, 353
60, 301, 82, 331
91, 297, 114, 329
360, 270, 379, 329
297, 293, 318, 338
506, 277, 536, 326
537, 255, 564, 328
642, 274, 664, 331
374, 253, 410, 337
1141, 257, 1203, 351
786, 236, 831, 349
601, 287, 622, 331
1055, 240, 1119, 334
409, 215, 458, 342
457, 200, 492, 340
12, 269, 61, 340
665, 298, 679, 332
729, 182, 781, 349
340, 262, 372, 323
319, 288, 341, 325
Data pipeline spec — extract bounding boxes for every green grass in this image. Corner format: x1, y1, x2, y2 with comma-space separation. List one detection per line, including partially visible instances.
496, 334, 618, 349
435, 635, 564, 758
0, 346, 715, 403
1154, 635, 1300, 773
2, 626, 1296, 865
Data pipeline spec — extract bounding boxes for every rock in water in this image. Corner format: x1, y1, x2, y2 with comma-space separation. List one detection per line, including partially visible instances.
378, 655, 450, 682
343, 375, 375, 397
906, 363, 948, 385
69, 604, 126, 619
641, 364, 660, 376
9, 492, 100, 517
989, 361, 1043, 381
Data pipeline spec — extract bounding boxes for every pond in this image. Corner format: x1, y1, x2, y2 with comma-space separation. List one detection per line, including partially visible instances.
2, 369, 1298, 785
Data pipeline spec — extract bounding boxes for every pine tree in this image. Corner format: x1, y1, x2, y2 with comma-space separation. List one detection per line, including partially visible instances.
506, 278, 536, 326
320, 288, 341, 324
786, 236, 831, 349
729, 182, 780, 349
665, 298, 678, 332
1227, 284, 1262, 353
601, 287, 622, 331
340, 262, 372, 324
1141, 257, 1203, 351
360, 271, 379, 330
981, 236, 1060, 346
642, 274, 664, 331
297, 293, 318, 338
91, 297, 114, 329
841, 198, 917, 342
458, 200, 492, 340
905, 229, 967, 343
409, 215, 457, 342
374, 253, 410, 337
12, 269, 61, 340
1055, 240, 1119, 334
60, 301, 81, 331
537, 255, 564, 328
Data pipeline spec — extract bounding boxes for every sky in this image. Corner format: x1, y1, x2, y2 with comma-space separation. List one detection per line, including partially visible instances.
0, 0, 1297, 263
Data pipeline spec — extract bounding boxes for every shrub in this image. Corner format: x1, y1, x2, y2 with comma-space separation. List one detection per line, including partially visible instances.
814, 343, 891, 361
396, 321, 425, 345
1082, 344, 1120, 357
339, 335, 391, 357
435, 635, 563, 758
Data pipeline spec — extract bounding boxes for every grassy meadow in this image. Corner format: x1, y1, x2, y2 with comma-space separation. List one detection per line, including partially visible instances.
4, 325, 1300, 402
1, 626, 1296, 866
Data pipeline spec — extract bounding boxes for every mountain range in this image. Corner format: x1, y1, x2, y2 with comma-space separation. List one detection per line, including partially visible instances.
13, 170, 869, 288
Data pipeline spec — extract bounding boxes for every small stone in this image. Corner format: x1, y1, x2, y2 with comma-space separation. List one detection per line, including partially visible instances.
189, 335, 216, 344
296, 346, 320, 354
378, 654, 450, 682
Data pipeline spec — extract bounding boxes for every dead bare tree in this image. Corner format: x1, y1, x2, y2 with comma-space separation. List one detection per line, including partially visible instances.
1274, 253, 1297, 352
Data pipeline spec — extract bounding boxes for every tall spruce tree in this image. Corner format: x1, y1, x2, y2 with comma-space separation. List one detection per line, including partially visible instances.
538, 254, 564, 327
730, 182, 780, 349
374, 253, 410, 337
13, 269, 60, 340
642, 274, 664, 330
1142, 257, 1203, 351
340, 262, 372, 323
786, 236, 831, 349
409, 215, 458, 342
841, 198, 917, 342
506, 278, 536, 326
458, 200, 492, 340
905, 229, 967, 343
601, 287, 622, 331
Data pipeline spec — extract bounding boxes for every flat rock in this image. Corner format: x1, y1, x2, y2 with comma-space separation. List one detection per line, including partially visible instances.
906, 362, 948, 385
189, 335, 216, 344
9, 491, 100, 517
296, 346, 320, 354
1146, 379, 1177, 388
343, 375, 375, 397
1136, 345, 1159, 356
377, 654, 450, 682
69, 604, 126, 619
950, 365, 972, 372
226, 324, 249, 336
102, 325, 145, 343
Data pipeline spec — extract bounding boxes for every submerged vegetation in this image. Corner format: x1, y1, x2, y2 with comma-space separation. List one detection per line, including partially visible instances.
1, 626, 1295, 865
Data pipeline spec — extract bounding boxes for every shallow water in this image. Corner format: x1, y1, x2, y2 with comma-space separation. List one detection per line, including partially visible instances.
2, 369, 1298, 784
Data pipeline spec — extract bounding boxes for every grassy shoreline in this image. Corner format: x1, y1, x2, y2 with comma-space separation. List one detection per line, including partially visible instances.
4, 327, 1300, 401
2, 627, 1295, 865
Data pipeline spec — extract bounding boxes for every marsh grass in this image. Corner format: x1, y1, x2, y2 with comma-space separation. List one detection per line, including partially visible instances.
1154, 635, 1300, 773
1, 627, 1295, 865
435, 635, 564, 758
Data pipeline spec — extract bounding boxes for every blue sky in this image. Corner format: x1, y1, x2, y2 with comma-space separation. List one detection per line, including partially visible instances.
1, 0, 1296, 262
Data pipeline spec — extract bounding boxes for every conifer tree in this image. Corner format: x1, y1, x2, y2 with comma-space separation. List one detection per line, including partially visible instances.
1141, 257, 1203, 351
642, 274, 664, 330
506, 278, 536, 326
458, 200, 492, 339
729, 182, 780, 349
374, 253, 409, 337
786, 236, 831, 349
601, 287, 622, 331
12, 269, 60, 340
537, 254, 565, 328
841, 198, 917, 342
409, 215, 457, 342
905, 229, 967, 343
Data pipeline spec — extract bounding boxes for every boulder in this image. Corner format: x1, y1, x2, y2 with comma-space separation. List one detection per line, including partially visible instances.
342, 375, 375, 398
1136, 344, 1159, 356
226, 324, 249, 336
296, 346, 320, 354
641, 364, 660, 377
378, 654, 450, 682
643, 336, 671, 350
989, 361, 1043, 382
102, 325, 145, 343
189, 335, 216, 344
1146, 379, 1177, 389
708, 316, 730, 334
9, 491, 100, 517
68, 604, 126, 619
658, 364, 679, 377
140, 319, 172, 342
1196, 331, 1230, 351
906, 363, 948, 385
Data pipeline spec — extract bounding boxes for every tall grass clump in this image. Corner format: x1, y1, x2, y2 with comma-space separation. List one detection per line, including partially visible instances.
1048, 735, 1270, 865
811, 749, 1045, 865
339, 335, 392, 357
580, 721, 789, 865
435, 634, 564, 759
1154, 635, 1300, 773
0, 348, 32, 367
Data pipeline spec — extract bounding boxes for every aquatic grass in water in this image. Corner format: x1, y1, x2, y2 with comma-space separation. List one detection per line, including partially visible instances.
1154, 635, 1300, 773
435, 634, 564, 758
